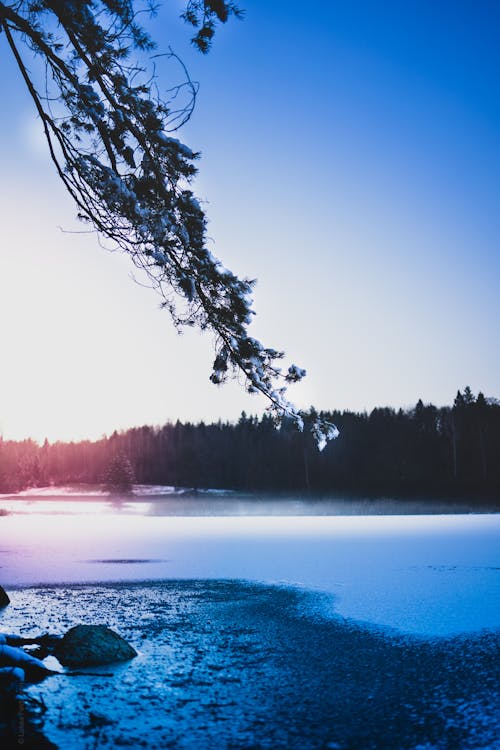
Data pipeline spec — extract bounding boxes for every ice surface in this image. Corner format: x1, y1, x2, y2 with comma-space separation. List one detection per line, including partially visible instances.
1, 510, 499, 636
0, 484, 228, 499
2, 581, 499, 750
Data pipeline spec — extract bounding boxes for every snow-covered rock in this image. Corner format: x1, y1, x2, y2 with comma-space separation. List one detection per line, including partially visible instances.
0, 644, 49, 681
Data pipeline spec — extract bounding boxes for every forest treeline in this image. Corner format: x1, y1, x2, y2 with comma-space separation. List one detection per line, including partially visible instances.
1, 388, 499, 501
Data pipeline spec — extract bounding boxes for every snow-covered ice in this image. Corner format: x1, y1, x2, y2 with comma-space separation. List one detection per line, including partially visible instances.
1, 507, 498, 636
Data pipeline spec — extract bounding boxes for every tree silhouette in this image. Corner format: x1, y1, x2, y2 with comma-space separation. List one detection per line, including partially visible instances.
104, 453, 135, 494
1, 391, 499, 500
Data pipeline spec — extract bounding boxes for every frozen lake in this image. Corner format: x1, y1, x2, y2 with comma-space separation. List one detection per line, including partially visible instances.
1, 497, 500, 749
1, 498, 499, 637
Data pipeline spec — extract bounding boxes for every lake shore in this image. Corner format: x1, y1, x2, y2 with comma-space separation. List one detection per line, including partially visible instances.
1, 579, 499, 749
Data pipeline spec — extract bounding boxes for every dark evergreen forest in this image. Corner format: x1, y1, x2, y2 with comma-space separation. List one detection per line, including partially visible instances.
1, 388, 499, 502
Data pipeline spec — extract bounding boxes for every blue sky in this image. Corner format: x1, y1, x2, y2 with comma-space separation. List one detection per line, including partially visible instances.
0, 1, 499, 441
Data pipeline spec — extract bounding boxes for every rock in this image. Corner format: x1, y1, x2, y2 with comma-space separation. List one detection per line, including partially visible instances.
0, 587, 10, 608
54, 625, 137, 667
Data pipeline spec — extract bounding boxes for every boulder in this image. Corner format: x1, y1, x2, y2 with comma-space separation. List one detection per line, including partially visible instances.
55, 625, 137, 667
0, 586, 10, 608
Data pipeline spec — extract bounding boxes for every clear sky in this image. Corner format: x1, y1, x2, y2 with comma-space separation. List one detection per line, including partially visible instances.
0, 0, 499, 442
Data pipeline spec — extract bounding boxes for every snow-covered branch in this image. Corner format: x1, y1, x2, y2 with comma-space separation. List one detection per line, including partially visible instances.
0, 0, 338, 448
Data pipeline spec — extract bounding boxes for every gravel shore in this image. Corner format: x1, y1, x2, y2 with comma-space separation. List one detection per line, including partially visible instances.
1, 580, 499, 749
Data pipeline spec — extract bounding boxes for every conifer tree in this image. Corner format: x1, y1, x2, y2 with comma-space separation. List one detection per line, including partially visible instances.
105, 453, 135, 494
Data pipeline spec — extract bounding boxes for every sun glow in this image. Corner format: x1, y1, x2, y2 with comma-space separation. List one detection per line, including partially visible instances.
0, 170, 257, 443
